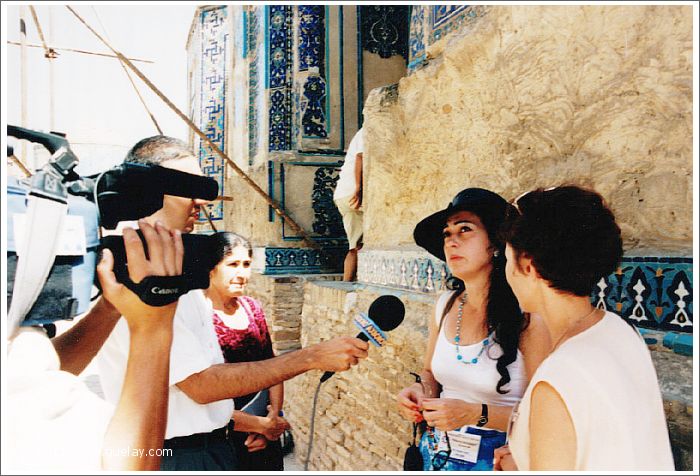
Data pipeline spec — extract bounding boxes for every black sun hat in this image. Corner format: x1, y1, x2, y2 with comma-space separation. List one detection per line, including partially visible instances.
413, 188, 510, 262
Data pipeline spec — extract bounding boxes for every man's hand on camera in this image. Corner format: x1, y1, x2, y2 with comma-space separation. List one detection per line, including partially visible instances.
97, 219, 184, 330
307, 336, 370, 372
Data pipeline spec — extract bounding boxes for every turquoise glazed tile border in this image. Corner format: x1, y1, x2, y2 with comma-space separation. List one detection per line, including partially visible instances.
594, 257, 692, 333
260, 246, 346, 275
358, 251, 692, 334
357, 250, 451, 293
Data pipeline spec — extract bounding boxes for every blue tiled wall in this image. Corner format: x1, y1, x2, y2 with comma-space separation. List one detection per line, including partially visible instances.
196, 7, 228, 220
262, 246, 347, 275
358, 250, 692, 334
408, 5, 487, 73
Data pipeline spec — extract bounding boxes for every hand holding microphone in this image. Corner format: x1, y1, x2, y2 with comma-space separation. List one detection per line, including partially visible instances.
319, 295, 405, 383
305, 336, 370, 374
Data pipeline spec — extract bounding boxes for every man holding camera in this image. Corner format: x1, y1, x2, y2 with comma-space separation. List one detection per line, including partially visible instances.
6, 220, 184, 471
95, 136, 370, 470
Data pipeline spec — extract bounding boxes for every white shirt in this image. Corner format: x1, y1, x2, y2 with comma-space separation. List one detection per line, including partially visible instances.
509, 312, 674, 470
431, 291, 527, 409
334, 128, 365, 200
97, 290, 234, 439
5, 328, 113, 471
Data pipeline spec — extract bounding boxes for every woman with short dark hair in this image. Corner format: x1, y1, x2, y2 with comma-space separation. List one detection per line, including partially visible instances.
495, 186, 674, 471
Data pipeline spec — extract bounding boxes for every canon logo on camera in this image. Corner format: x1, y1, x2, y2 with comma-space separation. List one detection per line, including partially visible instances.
151, 286, 180, 295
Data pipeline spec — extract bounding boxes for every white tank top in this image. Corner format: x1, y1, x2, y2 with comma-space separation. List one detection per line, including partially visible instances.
508, 312, 674, 470
431, 291, 526, 407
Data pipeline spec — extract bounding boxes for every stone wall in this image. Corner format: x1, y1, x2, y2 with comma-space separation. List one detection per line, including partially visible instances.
284, 282, 432, 470
246, 273, 342, 354
283, 281, 693, 470
362, 5, 693, 255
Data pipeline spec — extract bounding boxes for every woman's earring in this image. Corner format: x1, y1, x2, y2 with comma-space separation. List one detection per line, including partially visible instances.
493, 250, 500, 258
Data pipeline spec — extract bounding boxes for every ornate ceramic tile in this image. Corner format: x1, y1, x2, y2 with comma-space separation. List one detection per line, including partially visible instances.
298, 6, 327, 139
262, 246, 346, 275
278, 161, 346, 243
594, 258, 693, 333
408, 5, 488, 73
298, 6, 325, 72
408, 5, 426, 71
430, 5, 485, 42
301, 75, 328, 138
357, 250, 451, 294
247, 6, 261, 162
197, 7, 228, 220
359, 6, 410, 60
268, 5, 294, 151
359, 251, 693, 334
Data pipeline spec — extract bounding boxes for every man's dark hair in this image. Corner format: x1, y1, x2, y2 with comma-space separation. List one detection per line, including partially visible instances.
504, 185, 623, 297
124, 136, 193, 165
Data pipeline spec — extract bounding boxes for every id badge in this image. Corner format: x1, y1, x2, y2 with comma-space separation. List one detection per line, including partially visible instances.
446, 429, 482, 464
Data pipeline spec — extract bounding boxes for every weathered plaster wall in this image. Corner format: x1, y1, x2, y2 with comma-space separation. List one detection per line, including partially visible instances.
362, 51, 409, 111
222, 164, 286, 247
362, 5, 693, 255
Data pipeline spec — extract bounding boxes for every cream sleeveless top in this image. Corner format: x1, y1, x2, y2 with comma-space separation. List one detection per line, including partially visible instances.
509, 312, 674, 470
431, 291, 526, 407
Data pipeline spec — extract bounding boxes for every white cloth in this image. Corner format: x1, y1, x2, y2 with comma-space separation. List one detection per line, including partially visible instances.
5, 328, 113, 471
431, 291, 527, 409
97, 289, 234, 439
333, 128, 364, 199
509, 311, 674, 470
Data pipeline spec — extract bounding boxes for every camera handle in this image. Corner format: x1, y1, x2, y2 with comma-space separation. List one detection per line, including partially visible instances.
6, 126, 77, 337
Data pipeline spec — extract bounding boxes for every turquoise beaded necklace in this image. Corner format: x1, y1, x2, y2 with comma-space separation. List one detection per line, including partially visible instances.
454, 291, 490, 364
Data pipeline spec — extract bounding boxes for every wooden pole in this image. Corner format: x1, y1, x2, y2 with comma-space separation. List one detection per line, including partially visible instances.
66, 6, 321, 250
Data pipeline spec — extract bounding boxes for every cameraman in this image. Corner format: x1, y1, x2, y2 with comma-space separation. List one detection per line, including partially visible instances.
6, 221, 184, 471
96, 136, 369, 470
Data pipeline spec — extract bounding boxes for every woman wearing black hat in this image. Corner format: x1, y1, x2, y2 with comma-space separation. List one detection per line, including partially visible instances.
397, 188, 550, 471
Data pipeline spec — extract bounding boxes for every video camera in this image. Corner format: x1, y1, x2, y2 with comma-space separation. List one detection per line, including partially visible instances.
7, 125, 220, 332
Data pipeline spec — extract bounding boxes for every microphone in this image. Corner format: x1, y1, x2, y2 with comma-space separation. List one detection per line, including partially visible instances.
320, 295, 405, 383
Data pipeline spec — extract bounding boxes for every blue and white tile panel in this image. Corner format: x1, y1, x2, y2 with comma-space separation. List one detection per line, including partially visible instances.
197, 7, 228, 220
358, 250, 692, 333
260, 246, 346, 275
268, 5, 294, 151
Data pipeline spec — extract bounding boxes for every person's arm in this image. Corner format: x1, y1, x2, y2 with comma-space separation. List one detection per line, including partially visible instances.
176, 336, 369, 404
419, 296, 441, 399
268, 383, 284, 417
231, 410, 289, 441
529, 381, 577, 470
397, 297, 442, 422
99, 221, 183, 470
51, 297, 121, 376
421, 398, 514, 432
258, 302, 284, 417
348, 152, 363, 210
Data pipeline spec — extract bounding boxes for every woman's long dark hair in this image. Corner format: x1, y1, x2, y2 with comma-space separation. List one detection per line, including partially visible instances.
442, 207, 527, 394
